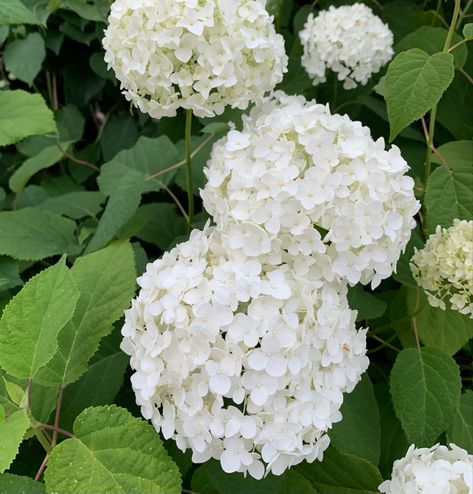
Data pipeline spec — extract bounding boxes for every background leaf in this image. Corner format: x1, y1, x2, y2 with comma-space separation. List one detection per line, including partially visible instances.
0, 0, 39, 25
3, 33, 46, 85
0, 473, 45, 494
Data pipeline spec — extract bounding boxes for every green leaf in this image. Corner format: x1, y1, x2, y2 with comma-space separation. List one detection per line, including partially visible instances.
330, 375, 381, 466
3, 32, 45, 85
0, 0, 39, 25
0, 409, 29, 473
44, 405, 181, 494
424, 166, 473, 234
297, 447, 383, 494
390, 347, 461, 445
408, 290, 473, 355
463, 23, 473, 40
0, 259, 79, 379
447, 391, 473, 451
56, 105, 85, 142
192, 461, 316, 494
39, 191, 105, 219
385, 49, 454, 141
396, 26, 468, 68
0, 90, 56, 147
0, 208, 78, 261
347, 286, 387, 322
393, 225, 424, 287
100, 116, 138, 161
0, 258, 22, 292
0, 473, 45, 494
9, 143, 72, 193
35, 241, 135, 387
432, 140, 473, 169
2, 377, 25, 406
60, 0, 109, 22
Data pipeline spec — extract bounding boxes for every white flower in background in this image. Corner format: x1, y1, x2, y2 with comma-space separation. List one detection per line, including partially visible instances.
410, 219, 473, 318
299, 3, 393, 89
379, 443, 473, 494
102, 0, 287, 118
202, 92, 419, 288
121, 224, 369, 478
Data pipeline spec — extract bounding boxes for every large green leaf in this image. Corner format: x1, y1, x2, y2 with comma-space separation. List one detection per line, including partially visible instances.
0, 409, 29, 473
408, 290, 473, 355
0, 90, 56, 147
192, 461, 316, 494
35, 241, 135, 387
330, 375, 381, 466
447, 391, 473, 451
0, 259, 79, 379
0, 0, 39, 25
0, 258, 22, 292
385, 49, 454, 141
44, 405, 182, 494
390, 347, 461, 445
396, 26, 468, 68
347, 286, 387, 322
297, 447, 383, 494
424, 166, 473, 234
432, 140, 473, 169
39, 191, 104, 220
0, 208, 78, 261
3, 32, 46, 85
0, 473, 45, 494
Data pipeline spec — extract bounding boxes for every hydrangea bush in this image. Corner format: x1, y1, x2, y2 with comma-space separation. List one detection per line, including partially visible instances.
0, 1, 471, 493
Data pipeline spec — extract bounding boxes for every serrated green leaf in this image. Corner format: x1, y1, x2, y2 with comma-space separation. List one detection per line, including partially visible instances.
9, 142, 73, 193
192, 461, 316, 494
0, 258, 22, 292
447, 391, 473, 451
44, 405, 181, 494
2, 377, 24, 406
463, 23, 473, 40
347, 286, 387, 322
432, 140, 473, 169
297, 447, 383, 494
0, 409, 29, 473
39, 191, 104, 219
100, 116, 138, 161
330, 375, 381, 466
0, 405, 4, 423
424, 166, 473, 234
35, 241, 135, 387
390, 347, 461, 445
0, 473, 45, 494
385, 49, 454, 141
396, 26, 467, 68
60, 0, 109, 21
408, 289, 473, 355
0, 208, 78, 261
0, 0, 39, 25
0, 259, 79, 379
4, 32, 45, 85
0, 90, 56, 147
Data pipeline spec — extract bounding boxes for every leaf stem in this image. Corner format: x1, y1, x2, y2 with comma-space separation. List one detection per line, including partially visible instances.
368, 334, 401, 353
34, 428, 52, 453
39, 422, 74, 438
185, 109, 194, 229
51, 387, 64, 448
457, 0, 473, 28
34, 454, 49, 481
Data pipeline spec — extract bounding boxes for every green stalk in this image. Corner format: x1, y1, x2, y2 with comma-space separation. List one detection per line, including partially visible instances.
185, 109, 194, 229
424, 0, 461, 185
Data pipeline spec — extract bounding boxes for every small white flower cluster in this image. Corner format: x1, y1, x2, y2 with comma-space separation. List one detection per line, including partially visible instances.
410, 219, 473, 318
202, 92, 419, 288
379, 443, 473, 494
299, 3, 393, 89
121, 224, 369, 477
102, 0, 287, 118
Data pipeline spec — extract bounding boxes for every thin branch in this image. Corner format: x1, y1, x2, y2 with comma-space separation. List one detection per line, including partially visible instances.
368, 334, 401, 353
163, 185, 189, 223
459, 67, 473, 85
57, 142, 100, 172
34, 454, 49, 481
51, 388, 64, 448
420, 117, 450, 170
39, 422, 74, 438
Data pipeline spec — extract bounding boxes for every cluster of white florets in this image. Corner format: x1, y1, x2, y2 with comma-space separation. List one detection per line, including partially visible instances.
102, 0, 287, 118
299, 3, 393, 89
410, 220, 473, 318
202, 92, 419, 288
121, 225, 369, 477
379, 444, 473, 494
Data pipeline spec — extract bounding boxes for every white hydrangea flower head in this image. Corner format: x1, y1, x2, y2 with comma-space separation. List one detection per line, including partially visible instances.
202, 92, 420, 288
299, 3, 393, 89
410, 219, 473, 318
379, 443, 473, 494
102, 0, 287, 118
121, 224, 369, 478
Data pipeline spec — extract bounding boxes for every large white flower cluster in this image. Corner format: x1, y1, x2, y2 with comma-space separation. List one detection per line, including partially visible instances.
379, 444, 473, 494
299, 3, 393, 89
410, 219, 473, 318
202, 92, 419, 288
121, 224, 369, 478
102, 0, 287, 118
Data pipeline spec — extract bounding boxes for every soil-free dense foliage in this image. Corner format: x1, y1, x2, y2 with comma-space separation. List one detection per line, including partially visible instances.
0, 0, 472, 493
